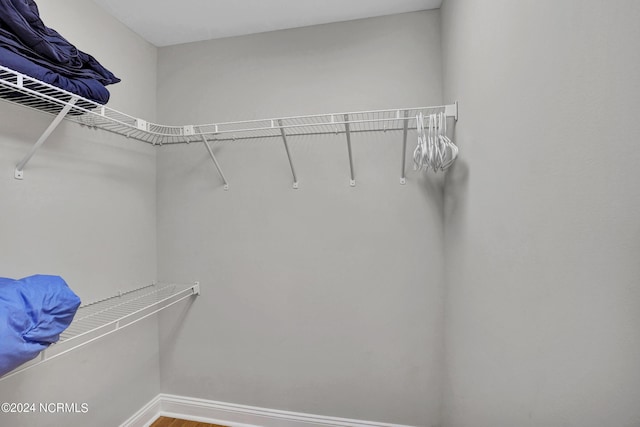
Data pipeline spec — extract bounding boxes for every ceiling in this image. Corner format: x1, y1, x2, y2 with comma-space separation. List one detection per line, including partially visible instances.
91, 0, 443, 47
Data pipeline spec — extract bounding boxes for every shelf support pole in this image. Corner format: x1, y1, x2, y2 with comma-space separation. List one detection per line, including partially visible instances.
14, 96, 79, 179
343, 114, 355, 187
200, 134, 229, 190
400, 109, 409, 185
278, 119, 299, 189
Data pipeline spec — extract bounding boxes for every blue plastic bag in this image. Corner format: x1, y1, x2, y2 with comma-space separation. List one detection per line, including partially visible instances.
0, 275, 80, 376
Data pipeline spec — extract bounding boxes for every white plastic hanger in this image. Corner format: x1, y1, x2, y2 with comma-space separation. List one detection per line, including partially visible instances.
414, 109, 458, 173
413, 112, 426, 170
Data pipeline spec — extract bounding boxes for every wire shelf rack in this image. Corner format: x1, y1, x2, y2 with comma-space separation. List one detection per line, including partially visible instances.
0, 282, 200, 382
191, 106, 455, 143
0, 64, 458, 186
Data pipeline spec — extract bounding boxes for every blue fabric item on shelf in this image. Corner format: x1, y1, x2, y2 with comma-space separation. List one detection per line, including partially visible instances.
0, 45, 111, 104
0, 275, 81, 377
0, 0, 120, 85
0, 0, 120, 104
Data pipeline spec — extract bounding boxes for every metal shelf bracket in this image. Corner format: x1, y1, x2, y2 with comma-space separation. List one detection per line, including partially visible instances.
400, 109, 409, 185
278, 119, 299, 189
198, 130, 230, 191
14, 96, 79, 179
344, 114, 356, 187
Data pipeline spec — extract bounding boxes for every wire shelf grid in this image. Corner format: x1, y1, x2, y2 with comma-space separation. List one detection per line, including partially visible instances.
59, 282, 197, 342
0, 282, 199, 382
0, 65, 455, 146
1, 64, 457, 186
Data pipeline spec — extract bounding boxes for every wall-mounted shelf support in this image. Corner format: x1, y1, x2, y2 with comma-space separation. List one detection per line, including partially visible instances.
278, 119, 299, 189
445, 101, 459, 121
344, 114, 356, 187
0, 281, 200, 382
199, 133, 230, 191
14, 96, 78, 179
400, 109, 409, 185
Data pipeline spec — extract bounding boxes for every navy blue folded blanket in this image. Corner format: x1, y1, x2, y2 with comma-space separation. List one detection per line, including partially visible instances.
0, 275, 81, 377
0, 0, 119, 104
0, 46, 111, 104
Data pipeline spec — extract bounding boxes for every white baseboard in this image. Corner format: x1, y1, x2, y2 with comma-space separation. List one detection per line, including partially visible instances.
120, 393, 419, 427
120, 394, 163, 427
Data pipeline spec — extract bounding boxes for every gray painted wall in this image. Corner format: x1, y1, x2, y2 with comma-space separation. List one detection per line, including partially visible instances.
156, 12, 445, 427
4, 2, 636, 426
0, 1, 159, 426
441, 1, 640, 426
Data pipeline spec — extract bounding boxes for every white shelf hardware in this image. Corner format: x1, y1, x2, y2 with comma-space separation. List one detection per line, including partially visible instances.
0, 65, 458, 185
400, 110, 410, 185
136, 118, 148, 131
199, 131, 230, 191
344, 114, 356, 187
278, 119, 299, 189
183, 125, 194, 137
0, 282, 200, 382
445, 101, 459, 121
14, 96, 78, 179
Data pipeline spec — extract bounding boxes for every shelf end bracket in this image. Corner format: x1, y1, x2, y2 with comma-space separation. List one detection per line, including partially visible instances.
445, 101, 459, 121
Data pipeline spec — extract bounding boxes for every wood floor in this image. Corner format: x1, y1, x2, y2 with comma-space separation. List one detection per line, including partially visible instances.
150, 416, 228, 427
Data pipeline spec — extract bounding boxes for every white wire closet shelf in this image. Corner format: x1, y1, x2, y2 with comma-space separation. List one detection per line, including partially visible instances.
0, 282, 200, 382
0, 64, 458, 187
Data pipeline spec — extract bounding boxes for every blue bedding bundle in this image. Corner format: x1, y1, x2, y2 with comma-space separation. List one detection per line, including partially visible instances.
0, 275, 81, 376
0, 0, 120, 104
